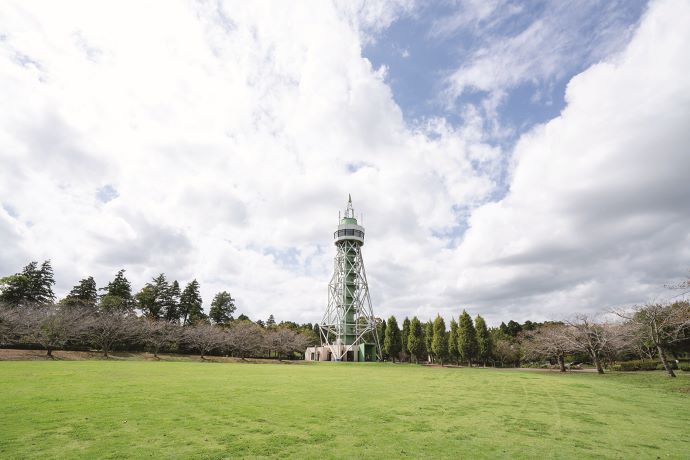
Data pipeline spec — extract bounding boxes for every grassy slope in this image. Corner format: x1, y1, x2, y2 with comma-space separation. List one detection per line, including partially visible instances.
0, 361, 688, 459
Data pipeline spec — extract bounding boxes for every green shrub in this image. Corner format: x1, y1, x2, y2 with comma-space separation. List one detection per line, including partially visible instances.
610, 364, 622, 371
617, 360, 673, 371
680, 364, 690, 372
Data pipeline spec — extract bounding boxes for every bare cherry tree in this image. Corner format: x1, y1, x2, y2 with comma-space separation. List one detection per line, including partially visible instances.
22, 305, 90, 358
264, 327, 309, 360
142, 319, 181, 359
615, 301, 690, 378
563, 314, 622, 374
226, 321, 263, 359
522, 324, 573, 372
0, 303, 20, 346
85, 311, 141, 358
184, 323, 225, 359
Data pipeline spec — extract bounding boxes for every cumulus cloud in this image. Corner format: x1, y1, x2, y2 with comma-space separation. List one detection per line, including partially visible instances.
0, 0, 687, 327
0, 0, 498, 323
446, 0, 690, 322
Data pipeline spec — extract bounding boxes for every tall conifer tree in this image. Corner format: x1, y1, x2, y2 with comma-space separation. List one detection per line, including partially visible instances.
424, 320, 434, 363
432, 315, 448, 365
62, 276, 98, 308
377, 319, 387, 360
100, 269, 134, 312
457, 310, 478, 366
209, 291, 236, 326
475, 315, 493, 367
180, 279, 204, 325
448, 318, 460, 365
384, 316, 401, 362
407, 317, 424, 364
401, 317, 410, 362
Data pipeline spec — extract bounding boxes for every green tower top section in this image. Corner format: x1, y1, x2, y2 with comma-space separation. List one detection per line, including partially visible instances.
334, 194, 365, 245
340, 194, 358, 225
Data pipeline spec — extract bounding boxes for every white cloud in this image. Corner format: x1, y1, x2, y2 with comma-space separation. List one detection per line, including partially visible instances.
0, 0, 498, 324
0, 0, 687, 328
447, 0, 690, 322
443, 1, 645, 126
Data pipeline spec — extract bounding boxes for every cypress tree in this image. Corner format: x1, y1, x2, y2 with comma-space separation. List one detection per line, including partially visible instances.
448, 318, 460, 365
401, 317, 410, 362
457, 310, 478, 366
431, 315, 448, 366
377, 319, 387, 360
475, 315, 493, 367
424, 320, 434, 363
407, 317, 424, 364
383, 316, 401, 362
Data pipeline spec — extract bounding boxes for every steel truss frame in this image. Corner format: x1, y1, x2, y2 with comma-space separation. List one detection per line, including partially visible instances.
319, 240, 382, 361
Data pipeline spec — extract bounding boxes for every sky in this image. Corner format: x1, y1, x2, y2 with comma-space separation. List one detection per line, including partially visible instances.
1, 0, 689, 326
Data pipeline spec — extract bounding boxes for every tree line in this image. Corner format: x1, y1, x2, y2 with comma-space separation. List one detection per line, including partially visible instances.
1, 261, 689, 376
376, 301, 690, 377
0, 261, 317, 359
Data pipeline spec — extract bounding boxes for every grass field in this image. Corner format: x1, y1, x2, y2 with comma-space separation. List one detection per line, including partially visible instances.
1, 360, 689, 459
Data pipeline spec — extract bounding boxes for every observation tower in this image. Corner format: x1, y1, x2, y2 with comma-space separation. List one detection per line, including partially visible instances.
305, 196, 381, 362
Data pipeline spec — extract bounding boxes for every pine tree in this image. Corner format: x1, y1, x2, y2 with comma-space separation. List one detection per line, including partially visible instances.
432, 315, 448, 365
448, 318, 460, 365
0, 261, 55, 307
383, 316, 401, 362
180, 279, 204, 325
266, 314, 276, 328
407, 317, 424, 364
424, 320, 434, 363
458, 310, 478, 366
163, 280, 181, 323
100, 269, 134, 312
136, 273, 171, 320
401, 317, 410, 362
475, 315, 493, 367
62, 276, 98, 308
209, 291, 236, 326
34, 261, 56, 304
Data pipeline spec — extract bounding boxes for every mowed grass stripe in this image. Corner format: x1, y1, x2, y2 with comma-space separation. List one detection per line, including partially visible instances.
0, 361, 688, 459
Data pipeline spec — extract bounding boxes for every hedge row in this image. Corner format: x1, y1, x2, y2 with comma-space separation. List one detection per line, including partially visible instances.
610, 360, 680, 371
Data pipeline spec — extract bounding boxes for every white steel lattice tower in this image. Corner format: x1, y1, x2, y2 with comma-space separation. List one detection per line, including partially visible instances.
319, 196, 382, 361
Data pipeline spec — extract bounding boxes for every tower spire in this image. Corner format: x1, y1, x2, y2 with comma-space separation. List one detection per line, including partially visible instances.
345, 194, 354, 219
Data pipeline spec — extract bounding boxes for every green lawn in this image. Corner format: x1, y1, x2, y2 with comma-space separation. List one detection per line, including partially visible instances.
0, 361, 688, 459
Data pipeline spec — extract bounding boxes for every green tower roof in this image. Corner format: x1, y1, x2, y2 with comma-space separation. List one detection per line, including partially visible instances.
340, 194, 358, 224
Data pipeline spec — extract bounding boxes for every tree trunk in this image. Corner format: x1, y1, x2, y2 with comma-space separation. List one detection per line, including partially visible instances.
46, 348, 53, 359
557, 354, 566, 372
657, 345, 676, 378
592, 353, 604, 374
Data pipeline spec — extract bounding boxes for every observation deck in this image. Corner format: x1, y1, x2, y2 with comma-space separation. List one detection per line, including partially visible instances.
334, 196, 364, 245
